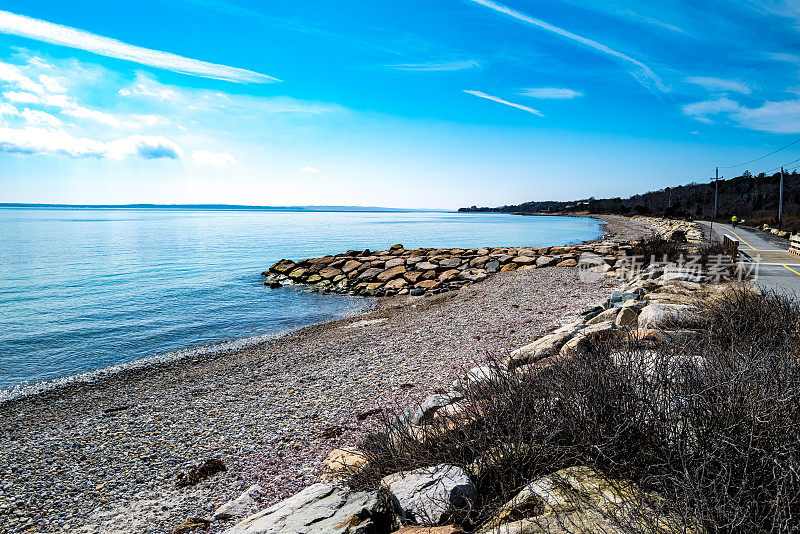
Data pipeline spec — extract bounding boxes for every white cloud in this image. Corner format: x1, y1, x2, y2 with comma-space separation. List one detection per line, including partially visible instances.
3, 90, 41, 104
0, 9, 280, 84
298, 166, 320, 173
61, 105, 127, 127
38, 74, 66, 93
20, 107, 62, 127
466, 0, 667, 93
519, 87, 583, 99
683, 97, 800, 133
0, 60, 44, 93
192, 149, 238, 165
0, 126, 183, 159
464, 90, 543, 116
686, 76, 751, 94
387, 59, 481, 71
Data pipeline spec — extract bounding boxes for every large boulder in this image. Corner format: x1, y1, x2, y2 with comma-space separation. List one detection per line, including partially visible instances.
377, 265, 406, 282
222, 483, 391, 534
459, 268, 488, 282
321, 447, 369, 482
637, 304, 696, 330
386, 465, 476, 526
535, 256, 556, 268
478, 466, 693, 534
358, 268, 385, 282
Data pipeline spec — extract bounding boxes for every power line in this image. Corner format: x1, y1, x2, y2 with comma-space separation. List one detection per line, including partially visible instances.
718, 136, 800, 169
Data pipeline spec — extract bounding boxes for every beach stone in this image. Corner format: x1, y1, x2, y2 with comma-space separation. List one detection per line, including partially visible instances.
270, 259, 295, 274
384, 257, 405, 269
469, 256, 491, 268
614, 307, 639, 327
415, 280, 440, 289
288, 268, 308, 280
384, 278, 408, 291
535, 256, 556, 268
606, 289, 644, 308
477, 466, 684, 534
221, 483, 391, 534
421, 270, 438, 280
387, 465, 476, 525
321, 448, 368, 482
660, 271, 710, 284
415, 262, 438, 271
438, 269, 461, 282
500, 263, 517, 272
377, 265, 406, 282
513, 256, 536, 265
585, 308, 619, 325
404, 271, 425, 283
342, 260, 362, 274
410, 287, 425, 296
213, 484, 262, 520
637, 304, 696, 330
507, 332, 571, 370
439, 258, 463, 269
556, 259, 577, 267
410, 393, 462, 425
318, 267, 343, 280
459, 268, 487, 282
485, 260, 500, 273
358, 268, 384, 282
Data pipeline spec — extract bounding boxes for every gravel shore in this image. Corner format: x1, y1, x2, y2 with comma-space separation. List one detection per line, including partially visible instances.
0, 266, 619, 534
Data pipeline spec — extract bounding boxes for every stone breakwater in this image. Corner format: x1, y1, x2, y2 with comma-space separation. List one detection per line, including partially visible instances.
631, 216, 703, 244
263, 241, 632, 297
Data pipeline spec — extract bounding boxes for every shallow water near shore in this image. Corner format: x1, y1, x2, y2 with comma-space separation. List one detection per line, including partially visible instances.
0, 208, 601, 399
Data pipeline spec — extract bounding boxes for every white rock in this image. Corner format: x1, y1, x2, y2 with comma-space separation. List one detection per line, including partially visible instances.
387, 464, 476, 526
213, 484, 262, 520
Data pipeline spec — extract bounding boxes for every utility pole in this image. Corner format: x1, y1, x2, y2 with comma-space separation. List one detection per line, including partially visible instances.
779, 167, 784, 231
711, 167, 719, 234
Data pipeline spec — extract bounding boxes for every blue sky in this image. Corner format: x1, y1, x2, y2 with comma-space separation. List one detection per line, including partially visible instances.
1, 0, 800, 208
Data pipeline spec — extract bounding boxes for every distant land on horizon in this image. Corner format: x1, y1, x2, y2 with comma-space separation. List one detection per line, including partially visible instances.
0, 203, 445, 213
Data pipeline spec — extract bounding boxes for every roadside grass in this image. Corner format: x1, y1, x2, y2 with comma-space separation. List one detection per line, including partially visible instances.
351, 286, 800, 532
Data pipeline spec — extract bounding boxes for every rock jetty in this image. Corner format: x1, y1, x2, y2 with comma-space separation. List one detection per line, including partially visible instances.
263, 241, 631, 297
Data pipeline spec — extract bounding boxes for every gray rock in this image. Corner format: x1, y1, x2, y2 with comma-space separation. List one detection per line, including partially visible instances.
485, 260, 500, 273
222, 483, 391, 534
213, 484, 262, 520
439, 257, 463, 269
459, 268, 487, 282
637, 303, 696, 330
415, 262, 438, 271
410, 393, 463, 425
358, 268, 384, 281
535, 256, 556, 268
507, 332, 571, 370
660, 271, 710, 284
387, 465, 476, 525
384, 257, 405, 269
606, 289, 644, 308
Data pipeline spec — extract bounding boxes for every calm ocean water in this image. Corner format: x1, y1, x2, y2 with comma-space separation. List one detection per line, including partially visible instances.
0, 208, 601, 399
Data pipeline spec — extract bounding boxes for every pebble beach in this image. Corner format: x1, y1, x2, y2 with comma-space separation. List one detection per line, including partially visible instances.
0, 216, 649, 534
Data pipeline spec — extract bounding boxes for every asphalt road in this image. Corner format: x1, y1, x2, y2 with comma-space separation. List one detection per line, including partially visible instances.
699, 221, 800, 297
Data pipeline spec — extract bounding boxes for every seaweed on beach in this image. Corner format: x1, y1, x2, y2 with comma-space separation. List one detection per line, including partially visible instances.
175, 458, 227, 488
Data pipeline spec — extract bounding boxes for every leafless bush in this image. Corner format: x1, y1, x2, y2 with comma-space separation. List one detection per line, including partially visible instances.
353, 288, 800, 532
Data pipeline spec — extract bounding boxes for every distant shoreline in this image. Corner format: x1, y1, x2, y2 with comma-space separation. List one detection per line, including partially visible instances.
0, 203, 446, 212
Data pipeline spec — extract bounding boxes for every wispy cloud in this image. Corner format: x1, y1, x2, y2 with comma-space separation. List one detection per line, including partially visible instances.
298, 166, 321, 173
387, 59, 481, 71
683, 97, 800, 133
465, 0, 667, 94
0, 127, 183, 159
686, 76, 751, 94
464, 90, 543, 116
519, 87, 583, 99
0, 10, 280, 83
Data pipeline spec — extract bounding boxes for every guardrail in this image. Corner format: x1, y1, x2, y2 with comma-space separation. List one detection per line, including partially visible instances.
723, 235, 739, 262
790, 235, 800, 256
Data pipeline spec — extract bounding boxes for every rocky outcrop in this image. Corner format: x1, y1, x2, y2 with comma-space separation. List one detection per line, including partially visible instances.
213, 484, 263, 521
263, 242, 631, 297
221, 483, 392, 534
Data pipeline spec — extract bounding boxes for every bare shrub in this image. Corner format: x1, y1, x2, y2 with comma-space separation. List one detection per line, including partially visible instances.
353, 288, 800, 532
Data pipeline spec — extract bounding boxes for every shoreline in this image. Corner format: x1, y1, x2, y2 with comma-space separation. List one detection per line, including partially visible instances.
1, 214, 628, 406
